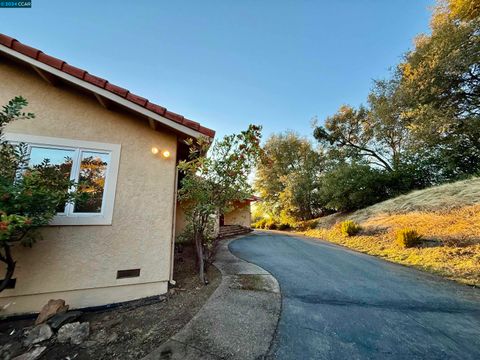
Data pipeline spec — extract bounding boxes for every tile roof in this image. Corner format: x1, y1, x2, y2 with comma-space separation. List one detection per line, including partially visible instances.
0, 34, 215, 138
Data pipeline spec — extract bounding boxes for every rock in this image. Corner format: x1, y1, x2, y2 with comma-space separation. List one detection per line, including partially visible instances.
81, 340, 97, 349
106, 332, 118, 344
35, 299, 69, 325
13, 346, 46, 360
24, 324, 53, 346
47, 311, 83, 330
57, 322, 89, 345
84, 328, 118, 347
0, 343, 23, 360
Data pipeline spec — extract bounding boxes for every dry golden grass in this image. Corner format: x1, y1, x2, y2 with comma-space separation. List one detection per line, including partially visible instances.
302, 178, 480, 286
315, 177, 480, 228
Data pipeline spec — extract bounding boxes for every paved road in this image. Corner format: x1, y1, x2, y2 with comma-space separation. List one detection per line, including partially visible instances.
229, 231, 480, 360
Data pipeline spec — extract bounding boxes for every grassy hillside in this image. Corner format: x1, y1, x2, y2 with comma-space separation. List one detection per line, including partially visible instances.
302, 177, 480, 286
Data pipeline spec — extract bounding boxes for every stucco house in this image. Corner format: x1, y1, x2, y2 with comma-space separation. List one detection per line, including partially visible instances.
0, 34, 221, 316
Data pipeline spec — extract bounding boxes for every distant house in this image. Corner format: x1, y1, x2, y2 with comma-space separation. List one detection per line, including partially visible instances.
0, 34, 220, 315
221, 196, 259, 228
175, 196, 258, 241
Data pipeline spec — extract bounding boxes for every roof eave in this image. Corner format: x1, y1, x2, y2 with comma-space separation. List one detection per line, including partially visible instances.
0, 44, 214, 140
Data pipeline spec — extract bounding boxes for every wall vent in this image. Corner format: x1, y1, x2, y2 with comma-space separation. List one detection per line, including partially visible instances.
116, 269, 140, 279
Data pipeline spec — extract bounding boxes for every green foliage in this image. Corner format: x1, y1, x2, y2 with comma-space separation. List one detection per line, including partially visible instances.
313, 1, 480, 189
319, 164, 390, 211
255, 131, 324, 222
0, 97, 77, 292
264, 219, 278, 230
398, 5, 480, 180
178, 125, 262, 283
340, 220, 362, 237
396, 228, 423, 248
251, 217, 283, 230
313, 101, 406, 172
255, 0, 480, 231
276, 223, 291, 230
251, 218, 268, 229
306, 219, 319, 230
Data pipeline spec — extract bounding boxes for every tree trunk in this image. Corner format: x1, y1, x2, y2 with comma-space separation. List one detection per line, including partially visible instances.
194, 231, 205, 284
0, 245, 16, 293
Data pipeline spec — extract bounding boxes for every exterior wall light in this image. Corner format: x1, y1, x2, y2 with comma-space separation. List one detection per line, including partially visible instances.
151, 147, 171, 158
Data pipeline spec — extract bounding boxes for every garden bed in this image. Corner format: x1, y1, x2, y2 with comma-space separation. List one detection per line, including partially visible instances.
0, 245, 220, 360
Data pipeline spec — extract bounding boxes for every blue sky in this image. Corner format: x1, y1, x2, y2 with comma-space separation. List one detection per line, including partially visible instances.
0, 0, 433, 140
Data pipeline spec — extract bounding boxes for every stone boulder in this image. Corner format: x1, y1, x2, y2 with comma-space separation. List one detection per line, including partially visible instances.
24, 324, 53, 346
12, 346, 46, 360
57, 322, 90, 345
35, 299, 69, 325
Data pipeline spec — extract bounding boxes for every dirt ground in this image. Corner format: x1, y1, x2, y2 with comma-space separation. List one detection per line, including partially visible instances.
0, 245, 221, 360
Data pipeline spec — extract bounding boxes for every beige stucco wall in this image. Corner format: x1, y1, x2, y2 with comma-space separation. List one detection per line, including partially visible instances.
0, 58, 177, 315
224, 203, 251, 228
175, 202, 188, 241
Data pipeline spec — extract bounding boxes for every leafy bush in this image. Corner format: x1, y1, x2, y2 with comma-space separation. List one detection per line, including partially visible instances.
0, 97, 78, 293
252, 218, 281, 230
252, 218, 268, 229
294, 219, 319, 231
277, 223, 291, 230
265, 219, 277, 230
178, 124, 262, 283
319, 164, 391, 211
340, 220, 362, 236
306, 219, 319, 229
396, 228, 422, 248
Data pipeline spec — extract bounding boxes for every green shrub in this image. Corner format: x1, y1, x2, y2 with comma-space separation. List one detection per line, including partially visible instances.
340, 220, 362, 236
277, 223, 291, 230
265, 219, 277, 230
396, 228, 422, 248
306, 219, 319, 229
252, 219, 291, 230
252, 218, 268, 229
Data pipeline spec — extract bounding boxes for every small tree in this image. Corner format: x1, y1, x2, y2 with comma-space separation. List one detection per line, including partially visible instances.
178, 125, 262, 283
0, 97, 74, 292
255, 131, 324, 222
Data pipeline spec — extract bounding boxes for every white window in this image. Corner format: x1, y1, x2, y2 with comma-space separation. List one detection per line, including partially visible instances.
5, 133, 121, 225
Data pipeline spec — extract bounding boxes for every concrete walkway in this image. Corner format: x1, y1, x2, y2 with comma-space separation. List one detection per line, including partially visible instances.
143, 237, 281, 360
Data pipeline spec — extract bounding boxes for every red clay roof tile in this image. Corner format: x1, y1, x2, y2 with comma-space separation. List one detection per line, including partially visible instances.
62, 63, 86, 79
0, 33, 215, 138
164, 110, 184, 124
12, 41, 40, 59
0, 34, 15, 47
199, 126, 216, 138
105, 83, 129, 98
182, 118, 200, 131
146, 101, 166, 115
126, 92, 148, 107
84, 73, 107, 88
37, 52, 65, 69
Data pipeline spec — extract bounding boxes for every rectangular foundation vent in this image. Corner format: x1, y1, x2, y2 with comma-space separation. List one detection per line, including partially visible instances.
116, 269, 140, 279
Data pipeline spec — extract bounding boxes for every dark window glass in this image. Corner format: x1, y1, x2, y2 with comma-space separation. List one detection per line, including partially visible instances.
29, 147, 74, 213
74, 151, 109, 213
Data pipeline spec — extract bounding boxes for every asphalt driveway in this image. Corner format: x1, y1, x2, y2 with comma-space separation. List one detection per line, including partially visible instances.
229, 231, 480, 360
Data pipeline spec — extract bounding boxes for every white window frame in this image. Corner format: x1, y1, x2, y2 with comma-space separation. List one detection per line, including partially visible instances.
5, 133, 121, 226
